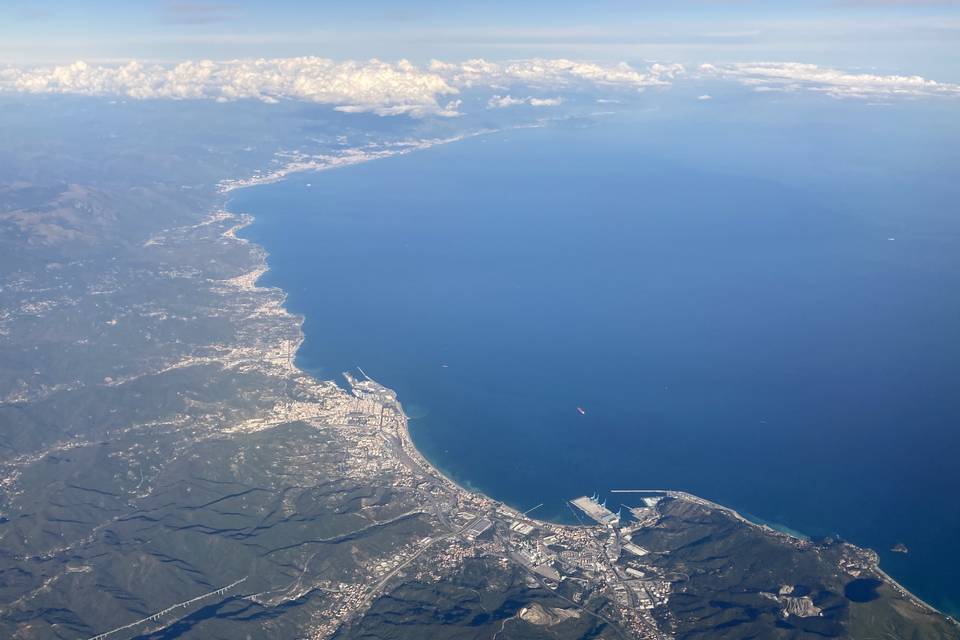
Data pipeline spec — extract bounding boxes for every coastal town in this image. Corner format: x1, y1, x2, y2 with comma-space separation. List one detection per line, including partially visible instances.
299, 367, 928, 639
339, 371, 676, 636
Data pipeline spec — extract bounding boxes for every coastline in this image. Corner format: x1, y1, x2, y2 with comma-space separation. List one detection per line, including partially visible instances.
216, 125, 545, 193
388, 385, 956, 625
218, 146, 958, 631
342, 363, 959, 627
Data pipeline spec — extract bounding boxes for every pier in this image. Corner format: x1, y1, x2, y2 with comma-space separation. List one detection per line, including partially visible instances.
571, 495, 620, 526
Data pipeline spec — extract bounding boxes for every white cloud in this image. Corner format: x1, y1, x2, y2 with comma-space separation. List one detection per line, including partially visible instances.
0, 57, 680, 117
432, 58, 683, 90
528, 97, 562, 107
487, 94, 527, 108
14, 57, 953, 115
697, 94, 713, 100
487, 94, 563, 108
2, 58, 460, 116
700, 62, 960, 99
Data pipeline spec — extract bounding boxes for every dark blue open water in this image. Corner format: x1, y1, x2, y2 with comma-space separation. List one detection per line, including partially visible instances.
231, 96, 960, 615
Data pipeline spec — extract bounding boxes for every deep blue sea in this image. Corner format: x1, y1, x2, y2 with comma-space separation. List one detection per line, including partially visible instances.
231, 96, 960, 616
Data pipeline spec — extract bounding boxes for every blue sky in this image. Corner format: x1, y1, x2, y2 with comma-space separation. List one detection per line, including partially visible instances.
2, 1, 959, 79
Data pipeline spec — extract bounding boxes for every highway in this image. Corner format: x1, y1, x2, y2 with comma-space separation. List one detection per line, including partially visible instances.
87, 577, 248, 640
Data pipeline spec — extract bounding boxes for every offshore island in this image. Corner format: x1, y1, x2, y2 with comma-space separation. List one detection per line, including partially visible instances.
0, 102, 958, 640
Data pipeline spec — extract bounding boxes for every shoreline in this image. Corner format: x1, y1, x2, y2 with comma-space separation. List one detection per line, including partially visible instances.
354, 370, 958, 625
219, 145, 958, 630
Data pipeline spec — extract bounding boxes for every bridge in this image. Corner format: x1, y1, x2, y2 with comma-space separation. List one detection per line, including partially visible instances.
87, 576, 247, 640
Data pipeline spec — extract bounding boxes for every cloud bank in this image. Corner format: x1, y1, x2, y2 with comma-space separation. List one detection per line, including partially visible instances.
431, 58, 684, 90
0, 57, 678, 117
1, 58, 460, 117
3, 57, 955, 115
701, 62, 960, 99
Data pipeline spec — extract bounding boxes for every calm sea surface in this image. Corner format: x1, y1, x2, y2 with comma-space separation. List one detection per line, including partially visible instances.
231, 98, 960, 615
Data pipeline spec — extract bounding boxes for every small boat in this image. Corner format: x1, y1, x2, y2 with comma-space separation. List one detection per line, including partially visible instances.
577, 406, 586, 415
